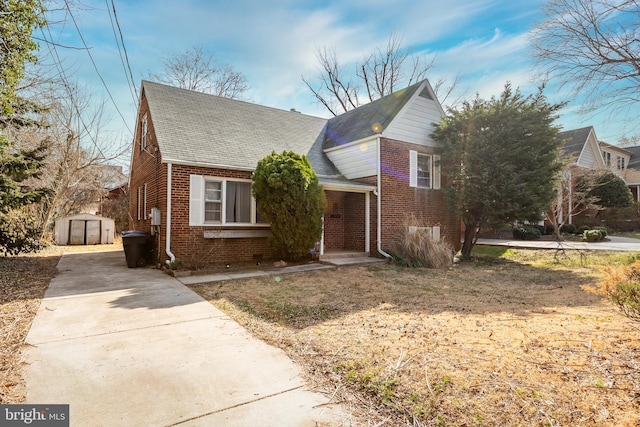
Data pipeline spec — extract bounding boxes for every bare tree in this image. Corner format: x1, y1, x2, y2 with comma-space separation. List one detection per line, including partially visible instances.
10, 80, 127, 242
149, 45, 249, 99
303, 33, 459, 116
531, 0, 640, 116
546, 167, 603, 240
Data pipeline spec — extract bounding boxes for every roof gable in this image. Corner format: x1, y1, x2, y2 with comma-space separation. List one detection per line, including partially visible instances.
558, 126, 604, 168
321, 80, 425, 149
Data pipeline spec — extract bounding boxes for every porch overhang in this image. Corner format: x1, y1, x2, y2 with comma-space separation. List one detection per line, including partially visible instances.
319, 178, 374, 257
318, 177, 376, 193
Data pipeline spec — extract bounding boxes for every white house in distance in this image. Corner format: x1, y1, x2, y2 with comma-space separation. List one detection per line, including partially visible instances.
558, 126, 640, 224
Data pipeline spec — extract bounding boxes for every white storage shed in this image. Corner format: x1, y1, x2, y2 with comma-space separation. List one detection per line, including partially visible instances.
54, 213, 115, 245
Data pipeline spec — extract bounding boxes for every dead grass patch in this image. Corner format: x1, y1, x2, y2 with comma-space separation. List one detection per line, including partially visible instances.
191, 250, 640, 426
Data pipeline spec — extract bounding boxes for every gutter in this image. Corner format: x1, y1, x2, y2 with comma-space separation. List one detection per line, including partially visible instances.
376, 136, 392, 258
165, 163, 176, 265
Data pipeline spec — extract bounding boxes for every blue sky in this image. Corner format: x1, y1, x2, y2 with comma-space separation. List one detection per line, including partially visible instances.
40, 0, 637, 168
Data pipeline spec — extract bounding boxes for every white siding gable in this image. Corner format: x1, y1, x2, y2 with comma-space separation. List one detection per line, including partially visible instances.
383, 83, 444, 146
577, 131, 605, 169
324, 138, 377, 179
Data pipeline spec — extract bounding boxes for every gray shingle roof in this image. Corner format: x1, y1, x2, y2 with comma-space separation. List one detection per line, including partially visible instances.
557, 126, 593, 160
624, 145, 640, 170
142, 80, 335, 174
322, 81, 423, 149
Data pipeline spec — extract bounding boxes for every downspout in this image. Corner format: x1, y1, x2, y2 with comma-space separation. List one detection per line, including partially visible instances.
376, 136, 392, 258
165, 162, 176, 265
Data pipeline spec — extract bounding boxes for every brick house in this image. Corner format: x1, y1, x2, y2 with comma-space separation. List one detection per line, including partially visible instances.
128, 79, 460, 268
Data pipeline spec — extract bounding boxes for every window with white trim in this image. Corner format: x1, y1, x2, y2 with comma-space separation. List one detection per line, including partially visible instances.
190, 175, 263, 226
140, 115, 148, 151
409, 150, 441, 189
617, 156, 625, 170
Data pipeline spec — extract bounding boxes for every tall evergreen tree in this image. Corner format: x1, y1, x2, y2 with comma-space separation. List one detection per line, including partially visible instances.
431, 84, 565, 257
0, 0, 48, 254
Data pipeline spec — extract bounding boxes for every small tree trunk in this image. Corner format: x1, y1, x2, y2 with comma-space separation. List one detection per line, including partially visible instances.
461, 223, 477, 258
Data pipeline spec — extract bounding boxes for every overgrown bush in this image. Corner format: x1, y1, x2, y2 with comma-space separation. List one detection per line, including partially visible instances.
390, 216, 453, 268
577, 225, 591, 234
593, 226, 608, 237
252, 151, 326, 261
589, 261, 640, 321
512, 224, 541, 240
583, 229, 606, 242
559, 223, 576, 235
0, 210, 43, 255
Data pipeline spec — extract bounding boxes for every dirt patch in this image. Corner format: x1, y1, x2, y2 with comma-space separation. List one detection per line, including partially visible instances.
191, 250, 640, 426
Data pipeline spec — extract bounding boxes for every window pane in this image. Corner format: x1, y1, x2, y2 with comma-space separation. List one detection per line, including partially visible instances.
205, 201, 221, 222
205, 181, 221, 201
226, 181, 251, 223
417, 155, 431, 188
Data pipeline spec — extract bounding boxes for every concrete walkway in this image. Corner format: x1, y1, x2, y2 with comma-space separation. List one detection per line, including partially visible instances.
177, 256, 387, 285
476, 235, 640, 251
25, 250, 346, 426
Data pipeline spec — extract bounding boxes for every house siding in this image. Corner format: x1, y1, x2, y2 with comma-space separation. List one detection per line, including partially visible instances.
324, 139, 377, 179
383, 93, 443, 146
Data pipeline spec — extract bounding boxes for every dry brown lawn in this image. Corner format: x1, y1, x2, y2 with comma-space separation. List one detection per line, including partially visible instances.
191, 249, 640, 426
0, 242, 122, 403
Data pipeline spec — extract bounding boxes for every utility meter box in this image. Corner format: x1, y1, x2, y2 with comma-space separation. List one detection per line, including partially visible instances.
150, 207, 161, 226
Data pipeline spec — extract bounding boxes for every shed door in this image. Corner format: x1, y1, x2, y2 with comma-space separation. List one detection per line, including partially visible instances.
86, 220, 101, 245
69, 220, 85, 245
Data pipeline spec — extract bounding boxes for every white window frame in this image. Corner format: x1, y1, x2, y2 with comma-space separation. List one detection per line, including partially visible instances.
143, 183, 148, 220
409, 150, 441, 189
136, 186, 142, 220
140, 115, 148, 151
189, 175, 266, 226
617, 156, 625, 170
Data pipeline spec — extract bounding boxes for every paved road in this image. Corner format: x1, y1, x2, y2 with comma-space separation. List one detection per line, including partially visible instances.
25, 250, 345, 426
476, 235, 640, 251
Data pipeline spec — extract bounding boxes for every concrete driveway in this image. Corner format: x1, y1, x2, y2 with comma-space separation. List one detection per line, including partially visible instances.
25, 250, 345, 426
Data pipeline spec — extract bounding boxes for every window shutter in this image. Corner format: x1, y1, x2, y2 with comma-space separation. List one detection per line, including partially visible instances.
433, 155, 441, 190
409, 150, 418, 188
189, 175, 204, 226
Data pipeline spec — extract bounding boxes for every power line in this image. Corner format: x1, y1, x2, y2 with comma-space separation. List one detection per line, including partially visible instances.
63, 0, 133, 136
106, 0, 138, 106
40, 22, 110, 162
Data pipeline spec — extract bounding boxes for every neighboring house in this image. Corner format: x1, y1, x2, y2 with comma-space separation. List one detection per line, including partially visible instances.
558, 126, 640, 224
128, 80, 460, 268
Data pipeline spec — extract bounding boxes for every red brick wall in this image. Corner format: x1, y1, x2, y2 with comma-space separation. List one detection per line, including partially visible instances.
376, 138, 460, 252
324, 191, 345, 250
167, 164, 272, 268
344, 192, 366, 251
128, 93, 167, 265
128, 92, 273, 269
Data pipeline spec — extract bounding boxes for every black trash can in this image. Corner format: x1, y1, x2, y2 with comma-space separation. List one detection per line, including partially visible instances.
122, 231, 151, 268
